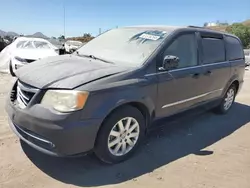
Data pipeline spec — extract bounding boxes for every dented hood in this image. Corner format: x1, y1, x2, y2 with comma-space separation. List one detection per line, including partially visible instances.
16, 54, 129, 89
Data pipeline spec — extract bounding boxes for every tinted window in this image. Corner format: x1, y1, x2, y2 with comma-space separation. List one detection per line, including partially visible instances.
226, 36, 244, 60
163, 34, 197, 69
202, 38, 225, 64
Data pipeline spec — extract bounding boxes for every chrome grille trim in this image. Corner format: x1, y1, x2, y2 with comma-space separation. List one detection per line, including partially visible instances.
17, 86, 29, 100
17, 94, 27, 108
18, 81, 38, 93
16, 81, 38, 108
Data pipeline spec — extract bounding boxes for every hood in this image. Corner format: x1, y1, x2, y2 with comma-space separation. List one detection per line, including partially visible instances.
14, 49, 58, 60
16, 55, 130, 89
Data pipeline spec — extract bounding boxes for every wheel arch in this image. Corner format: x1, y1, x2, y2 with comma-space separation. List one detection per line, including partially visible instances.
231, 80, 239, 93
222, 75, 240, 96
102, 101, 153, 129
94, 101, 154, 147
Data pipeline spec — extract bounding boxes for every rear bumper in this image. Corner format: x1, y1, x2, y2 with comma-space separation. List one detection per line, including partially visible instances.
6, 101, 102, 157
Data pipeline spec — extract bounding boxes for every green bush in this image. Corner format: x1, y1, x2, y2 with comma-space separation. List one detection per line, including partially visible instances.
226, 23, 250, 48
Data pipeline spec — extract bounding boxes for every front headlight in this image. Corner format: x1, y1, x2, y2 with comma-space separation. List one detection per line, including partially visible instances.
41, 90, 89, 112
14, 56, 27, 62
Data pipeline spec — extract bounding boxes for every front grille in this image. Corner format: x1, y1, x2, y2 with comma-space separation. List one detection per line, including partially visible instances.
25, 59, 36, 63
11, 81, 38, 108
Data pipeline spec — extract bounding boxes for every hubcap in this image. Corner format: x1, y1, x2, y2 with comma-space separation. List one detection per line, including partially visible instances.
224, 88, 235, 110
108, 117, 140, 156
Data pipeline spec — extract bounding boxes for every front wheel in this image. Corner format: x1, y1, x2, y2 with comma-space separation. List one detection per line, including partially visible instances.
94, 106, 145, 164
214, 84, 236, 114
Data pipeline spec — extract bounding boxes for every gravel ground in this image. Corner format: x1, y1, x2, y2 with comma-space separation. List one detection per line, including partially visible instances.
0, 69, 250, 188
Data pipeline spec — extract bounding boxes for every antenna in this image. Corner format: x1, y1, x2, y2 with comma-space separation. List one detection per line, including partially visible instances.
63, 1, 65, 37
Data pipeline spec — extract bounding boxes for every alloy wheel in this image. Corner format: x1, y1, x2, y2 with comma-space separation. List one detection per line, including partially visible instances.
107, 117, 140, 156
223, 88, 235, 111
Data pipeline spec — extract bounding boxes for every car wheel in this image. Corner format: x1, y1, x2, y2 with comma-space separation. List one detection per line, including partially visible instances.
94, 105, 145, 164
214, 84, 236, 114
9, 61, 16, 77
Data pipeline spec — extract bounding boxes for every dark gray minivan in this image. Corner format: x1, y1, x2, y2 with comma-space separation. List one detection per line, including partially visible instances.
6, 26, 245, 164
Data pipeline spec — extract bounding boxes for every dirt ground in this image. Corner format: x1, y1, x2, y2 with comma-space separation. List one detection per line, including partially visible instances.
0, 69, 250, 188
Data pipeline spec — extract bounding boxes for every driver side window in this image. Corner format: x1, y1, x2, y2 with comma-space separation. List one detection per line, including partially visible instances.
163, 33, 198, 69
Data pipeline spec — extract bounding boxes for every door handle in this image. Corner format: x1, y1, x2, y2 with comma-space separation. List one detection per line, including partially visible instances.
191, 73, 200, 79
204, 70, 212, 76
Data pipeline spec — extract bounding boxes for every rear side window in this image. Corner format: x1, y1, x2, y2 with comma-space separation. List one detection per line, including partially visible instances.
201, 38, 225, 64
225, 36, 244, 60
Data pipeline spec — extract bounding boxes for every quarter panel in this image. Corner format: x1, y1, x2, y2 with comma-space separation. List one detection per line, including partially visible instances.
230, 59, 245, 83
224, 59, 245, 95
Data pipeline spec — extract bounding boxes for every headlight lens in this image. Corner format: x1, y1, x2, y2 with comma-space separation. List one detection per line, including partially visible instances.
41, 90, 89, 112
14, 56, 27, 62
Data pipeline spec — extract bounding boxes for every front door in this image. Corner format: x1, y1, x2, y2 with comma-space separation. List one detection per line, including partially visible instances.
155, 33, 206, 118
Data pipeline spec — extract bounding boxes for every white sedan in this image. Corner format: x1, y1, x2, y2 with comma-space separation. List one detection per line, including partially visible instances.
0, 37, 59, 76
244, 49, 250, 67
64, 40, 83, 53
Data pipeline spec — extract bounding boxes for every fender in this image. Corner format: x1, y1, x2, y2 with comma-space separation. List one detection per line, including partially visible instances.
80, 78, 157, 124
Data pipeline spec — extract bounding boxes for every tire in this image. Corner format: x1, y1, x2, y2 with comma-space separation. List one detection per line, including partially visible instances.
214, 84, 237, 114
94, 105, 146, 164
9, 61, 16, 77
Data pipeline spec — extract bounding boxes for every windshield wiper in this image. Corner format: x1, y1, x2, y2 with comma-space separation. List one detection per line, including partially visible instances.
76, 51, 114, 64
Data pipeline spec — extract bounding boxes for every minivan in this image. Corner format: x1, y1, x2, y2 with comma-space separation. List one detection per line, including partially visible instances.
6, 26, 245, 164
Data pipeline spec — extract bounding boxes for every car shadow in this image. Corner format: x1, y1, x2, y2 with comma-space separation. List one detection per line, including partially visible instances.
21, 102, 250, 187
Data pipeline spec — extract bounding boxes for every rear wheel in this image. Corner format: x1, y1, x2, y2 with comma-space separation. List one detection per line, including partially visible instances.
94, 106, 145, 164
9, 61, 16, 77
214, 84, 236, 114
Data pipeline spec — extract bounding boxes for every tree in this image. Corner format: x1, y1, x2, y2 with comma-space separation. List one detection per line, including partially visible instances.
83, 33, 91, 38
58, 35, 65, 40
67, 33, 94, 43
226, 23, 250, 48
203, 22, 208, 27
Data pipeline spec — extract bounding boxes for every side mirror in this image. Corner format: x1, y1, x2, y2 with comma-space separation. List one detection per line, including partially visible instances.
161, 55, 179, 70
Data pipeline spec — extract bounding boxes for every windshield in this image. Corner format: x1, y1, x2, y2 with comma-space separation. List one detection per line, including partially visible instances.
16, 40, 52, 49
76, 28, 170, 66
